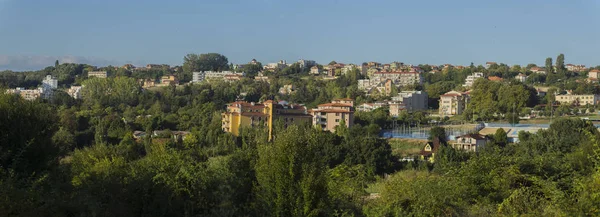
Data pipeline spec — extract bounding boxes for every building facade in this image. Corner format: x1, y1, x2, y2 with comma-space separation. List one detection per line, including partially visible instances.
451, 134, 489, 152
439, 91, 468, 116
221, 100, 312, 137
555, 94, 600, 106
67, 86, 83, 99
463, 72, 484, 87
193, 71, 245, 83
88, 71, 108, 78
160, 75, 179, 86
515, 73, 528, 83
391, 91, 428, 111
309, 99, 355, 132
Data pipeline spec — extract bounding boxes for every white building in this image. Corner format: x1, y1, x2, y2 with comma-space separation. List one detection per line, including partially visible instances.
555, 94, 599, 106
297, 59, 316, 69
42, 75, 58, 90
371, 71, 423, 86
463, 72, 484, 87
264, 60, 288, 71
192, 72, 205, 83
310, 66, 321, 75
515, 73, 528, 83
88, 71, 108, 78
67, 86, 83, 99
6, 87, 44, 101
357, 102, 388, 112
530, 67, 546, 74
391, 91, 428, 111
192, 71, 245, 83
41, 75, 58, 99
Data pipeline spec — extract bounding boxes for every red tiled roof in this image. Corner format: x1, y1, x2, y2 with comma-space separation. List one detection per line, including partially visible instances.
441, 93, 461, 97
488, 76, 503, 81
456, 134, 487, 140
317, 103, 353, 107
590, 69, 600, 73
241, 112, 269, 116
309, 109, 353, 113
374, 71, 420, 75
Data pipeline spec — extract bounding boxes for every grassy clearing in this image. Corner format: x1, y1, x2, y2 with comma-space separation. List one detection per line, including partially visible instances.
366, 179, 385, 194
388, 139, 424, 157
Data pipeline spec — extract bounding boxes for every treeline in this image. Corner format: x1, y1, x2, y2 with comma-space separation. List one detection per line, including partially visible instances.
2, 91, 600, 216
0, 91, 396, 216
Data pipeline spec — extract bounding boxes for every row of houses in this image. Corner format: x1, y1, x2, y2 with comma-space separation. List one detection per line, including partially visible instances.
357, 91, 429, 116
222, 99, 355, 138
358, 71, 424, 96
5, 75, 58, 100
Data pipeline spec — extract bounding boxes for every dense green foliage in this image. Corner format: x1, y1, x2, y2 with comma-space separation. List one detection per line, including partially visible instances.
2, 53, 600, 216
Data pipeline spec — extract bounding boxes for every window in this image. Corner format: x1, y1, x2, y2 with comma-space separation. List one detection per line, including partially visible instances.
258, 117, 262, 121
284, 118, 288, 122
335, 113, 340, 116
321, 112, 326, 116
335, 119, 340, 123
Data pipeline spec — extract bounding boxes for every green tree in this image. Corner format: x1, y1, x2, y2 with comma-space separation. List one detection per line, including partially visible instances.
429, 126, 447, 144
556, 53, 566, 73
494, 128, 508, 147
545, 57, 554, 74
183, 53, 229, 72
0, 94, 59, 176
255, 126, 331, 216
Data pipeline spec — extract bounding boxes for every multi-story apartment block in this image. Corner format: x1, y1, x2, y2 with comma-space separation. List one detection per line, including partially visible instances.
530, 67, 546, 74
515, 73, 528, 83
555, 94, 600, 106
6, 88, 43, 101
88, 71, 108, 78
264, 60, 288, 71
160, 75, 179, 86
371, 71, 423, 86
391, 91, 428, 111
67, 86, 83, 99
192, 72, 204, 83
42, 75, 58, 90
41, 75, 58, 99
357, 102, 388, 112
297, 59, 316, 69
221, 100, 312, 137
193, 71, 245, 83
463, 72, 484, 87
254, 72, 270, 83
310, 66, 321, 75
439, 91, 468, 117
450, 134, 489, 152
566, 64, 586, 72
309, 99, 355, 132
589, 69, 600, 80
389, 101, 406, 117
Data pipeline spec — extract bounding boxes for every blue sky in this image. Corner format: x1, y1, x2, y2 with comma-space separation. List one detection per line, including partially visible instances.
0, 0, 599, 71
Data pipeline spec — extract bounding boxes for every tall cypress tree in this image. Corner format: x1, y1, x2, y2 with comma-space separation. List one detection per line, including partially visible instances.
545, 57, 554, 74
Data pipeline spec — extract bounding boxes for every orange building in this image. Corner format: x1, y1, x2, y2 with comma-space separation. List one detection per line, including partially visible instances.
221, 100, 312, 137
309, 99, 355, 132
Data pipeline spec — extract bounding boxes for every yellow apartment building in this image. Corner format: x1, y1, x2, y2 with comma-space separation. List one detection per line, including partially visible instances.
221, 100, 312, 137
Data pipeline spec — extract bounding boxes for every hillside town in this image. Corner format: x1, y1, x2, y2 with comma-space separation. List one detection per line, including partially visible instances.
2, 52, 600, 216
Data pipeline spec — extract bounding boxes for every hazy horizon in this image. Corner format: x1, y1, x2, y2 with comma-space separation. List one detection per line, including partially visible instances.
1, 0, 599, 71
